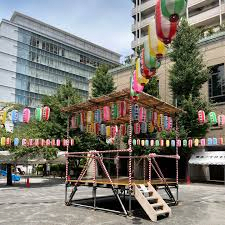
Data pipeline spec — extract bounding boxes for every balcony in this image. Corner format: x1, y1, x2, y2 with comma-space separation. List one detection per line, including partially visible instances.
188, 0, 210, 9
131, 16, 154, 32
131, 36, 148, 49
131, 0, 156, 16
188, 5, 221, 27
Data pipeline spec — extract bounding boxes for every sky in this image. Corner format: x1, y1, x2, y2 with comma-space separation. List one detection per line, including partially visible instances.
0, 0, 134, 60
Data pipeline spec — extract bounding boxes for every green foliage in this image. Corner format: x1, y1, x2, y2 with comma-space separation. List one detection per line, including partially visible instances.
143, 76, 160, 98
92, 65, 116, 97
169, 19, 209, 102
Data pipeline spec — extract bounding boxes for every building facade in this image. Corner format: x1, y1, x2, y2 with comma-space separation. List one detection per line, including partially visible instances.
0, 12, 120, 107
131, 0, 225, 50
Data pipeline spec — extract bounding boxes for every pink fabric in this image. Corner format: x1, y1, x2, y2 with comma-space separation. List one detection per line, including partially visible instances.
132, 70, 144, 93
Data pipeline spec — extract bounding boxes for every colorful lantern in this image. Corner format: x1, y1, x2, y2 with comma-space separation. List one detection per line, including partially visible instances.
218, 137, 223, 145
133, 139, 137, 146
171, 140, 176, 147
35, 139, 39, 146
23, 108, 30, 123
160, 139, 164, 147
22, 139, 27, 146
106, 126, 111, 137
51, 139, 56, 147
94, 109, 102, 123
194, 139, 199, 147
188, 139, 193, 148
207, 138, 213, 145
166, 140, 170, 147
134, 122, 141, 135
183, 139, 187, 147
176, 139, 181, 147
153, 111, 158, 126
87, 111, 94, 124
0, 111, 7, 124
119, 101, 126, 117
139, 107, 147, 122
56, 139, 61, 147
46, 139, 51, 146
42, 106, 50, 121
148, 21, 166, 58
101, 124, 106, 135
198, 110, 205, 124
1, 137, 5, 146
160, 0, 187, 22
6, 138, 11, 146
213, 138, 217, 145
164, 115, 168, 130
35, 107, 42, 122
29, 139, 33, 147
147, 109, 153, 122
70, 139, 75, 146
132, 104, 139, 121
94, 123, 100, 135
208, 112, 217, 125
40, 139, 45, 146
14, 138, 19, 146
200, 138, 206, 146
144, 40, 161, 71
71, 116, 75, 129
218, 115, 225, 127
141, 122, 147, 133
120, 124, 126, 136
168, 117, 173, 130
155, 0, 178, 44
141, 140, 145, 146
111, 103, 119, 120
137, 139, 141, 145
150, 140, 155, 147
155, 140, 160, 147
148, 121, 155, 133
145, 140, 149, 146
11, 110, 18, 124
103, 106, 111, 122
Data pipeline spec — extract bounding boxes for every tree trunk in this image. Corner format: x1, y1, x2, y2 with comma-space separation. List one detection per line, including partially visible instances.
6, 164, 12, 186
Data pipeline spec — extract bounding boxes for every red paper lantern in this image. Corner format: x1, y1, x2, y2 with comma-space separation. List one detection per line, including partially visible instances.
198, 110, 205, 124
40, 139, 45, 146
34, 139, 39, 146
218, 115, 225, 127
139, 107, 147, 122
42, 106, 50, 121
6, 138, 11, 146
29, 139, 33, 146
119, 101, 126, 117
155, 0, 177, 44
46, 139, 51, 146
56, 139, 61, 147
188, 139, 193, 148
23, 108, 30, 123
134, 123, 141, 135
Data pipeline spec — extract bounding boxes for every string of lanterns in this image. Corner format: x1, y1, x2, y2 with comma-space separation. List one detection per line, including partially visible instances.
132, 137, 224, 148
70, 102, 173, 136
198, 110, 225, 127
130, 0, 187, 100
0, 137, 75, 147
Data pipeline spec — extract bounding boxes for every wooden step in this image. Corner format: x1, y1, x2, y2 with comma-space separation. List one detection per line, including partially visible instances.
151, 202, 164, 209
156, 209, 170, 216
146, 196, 158, 202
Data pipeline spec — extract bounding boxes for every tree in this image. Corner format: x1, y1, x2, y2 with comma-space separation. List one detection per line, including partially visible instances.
169, 19, 210, 179
143, 76, 160, 98
92, 65, 115, 97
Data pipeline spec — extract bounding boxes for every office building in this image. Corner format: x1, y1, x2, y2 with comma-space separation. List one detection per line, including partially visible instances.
131, 0, 225, 50
0, 12, 120, 107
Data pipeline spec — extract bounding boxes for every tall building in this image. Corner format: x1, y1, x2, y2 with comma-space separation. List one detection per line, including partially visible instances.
0, 12, 120, 107
131, 0, 225, 50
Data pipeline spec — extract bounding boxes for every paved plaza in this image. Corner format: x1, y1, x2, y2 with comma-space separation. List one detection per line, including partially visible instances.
0, 177, 225, 225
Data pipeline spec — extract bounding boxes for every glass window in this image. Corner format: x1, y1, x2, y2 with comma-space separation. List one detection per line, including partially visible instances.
208, 64, 225, 103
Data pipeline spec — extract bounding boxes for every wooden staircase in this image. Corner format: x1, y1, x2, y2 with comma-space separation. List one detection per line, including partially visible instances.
134, 182, 171, 222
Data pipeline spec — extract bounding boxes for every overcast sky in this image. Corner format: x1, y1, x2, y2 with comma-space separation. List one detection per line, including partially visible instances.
0, 0, 134, 60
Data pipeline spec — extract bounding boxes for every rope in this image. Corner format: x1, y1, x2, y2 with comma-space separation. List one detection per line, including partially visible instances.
93, 153, 96, 185
148, 158, 151, 183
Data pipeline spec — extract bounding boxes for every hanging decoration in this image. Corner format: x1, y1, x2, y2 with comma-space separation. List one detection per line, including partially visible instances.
198, 110, 205, 124
42, 106, 50, 121
208, 112, 217, 125
11, 110, 18, 124
218, 115, 225, 127
35, 107, 42, 122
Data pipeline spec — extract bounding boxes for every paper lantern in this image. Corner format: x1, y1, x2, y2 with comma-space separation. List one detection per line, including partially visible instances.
144, 40, 161, 71
166, 140, 170, 147
148, 121, 155, 133
218, 137, 223, 145
56, 139, 61, 147
155, 140, 160, 147
6, 138, 11, 146
164, 115, 168, 130
94, 109, 102, 123
153, 111, 158, 126
35, 107, 42, 122
70, 139, 75, 146
63, 139, 69, 147
139, 107, 146, 122
141, 122, 147, 133
11, 110, 18, 124
188, 139, 193, 148
198, 110, 205, 124
136, 58, 149, 86
42, 106, 50, 121
111, 103, 119, 120
194, 139, 199, 147
0, 111, 7, 125
218, 115, 225, 127
137, 139, 141, 145
133, 69, 144, 93
207, 138, 212, 145
200, 138, 206, 147
22, 139, 27, 146
106, 126, 111, 137
213, 138, 217, 145
147, 110, 153, 122
71, 116, 75, 129
134, 122, 141, 135
103, 106, 111, 122
40, 139, 46, 146
155, 0, 178, 44
183, 139, 187, 147
133, 139, 137, 146
14, 138, 19, 146
101, 124, 106, 135
208, 112, 217, 125
141, 140, 145, 146
171, 140, 176, 147
46, 139, 51, 146
111, 126, 117, 138
119, 101, 126, 117
160, 0, 187, 22
132, 104, 139, 121
176, 139, 181, 147
94, 123, 100, 135
87, 111, 94, 124
51, 139, 56, 147
145, 140, 149, 146
168, 117, 173, 130
160, 139, 164, 147
1, 137, 5, 146
23, 108, 30, 123
148, 21, 166, 58
120, 124, 126, 136
150, 140, 155, 147
35, 139, 39, 146
29, 139, 33, 147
